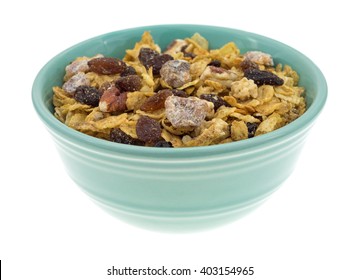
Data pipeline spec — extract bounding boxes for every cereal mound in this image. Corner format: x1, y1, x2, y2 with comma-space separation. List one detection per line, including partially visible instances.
52, 32, 306, 147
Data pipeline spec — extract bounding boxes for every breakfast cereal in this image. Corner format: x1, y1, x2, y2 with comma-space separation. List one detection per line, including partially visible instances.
52, 31, 306, 147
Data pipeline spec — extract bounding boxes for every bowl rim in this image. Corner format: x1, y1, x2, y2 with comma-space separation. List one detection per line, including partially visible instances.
32, 24, 327, 157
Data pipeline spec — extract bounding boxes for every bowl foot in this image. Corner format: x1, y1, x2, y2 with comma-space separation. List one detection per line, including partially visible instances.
90, 196, 270, 233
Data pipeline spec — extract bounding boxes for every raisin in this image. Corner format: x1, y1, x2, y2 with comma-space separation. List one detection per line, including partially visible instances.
74, 86, 102, 106
247, 122, 259, 138
154, 140, 173, 147
88, 57, 126, 75
160, 60, 191, 88
244, 68, 284, 86
138, 48, 159, 69
240, 59, 259, 71
152, 54, 174, 75
208, 60, 221, 67
115, 75, 142, 92
121, 65, 137, 77
136, 116, 162, 143
140, 90, 173, 111
200, 94, 230, 110
110, 128, 144, 146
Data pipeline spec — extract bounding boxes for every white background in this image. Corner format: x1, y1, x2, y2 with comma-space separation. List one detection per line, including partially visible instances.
1, 0, 358, 279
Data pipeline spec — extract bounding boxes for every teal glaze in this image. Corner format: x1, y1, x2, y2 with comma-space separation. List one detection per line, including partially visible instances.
32, 25, 327, 231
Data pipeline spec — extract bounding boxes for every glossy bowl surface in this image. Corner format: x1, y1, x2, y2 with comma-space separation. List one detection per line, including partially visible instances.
32, 25, 327, 231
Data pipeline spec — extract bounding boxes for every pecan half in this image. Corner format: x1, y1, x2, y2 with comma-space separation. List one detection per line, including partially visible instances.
99, 86, 127, 112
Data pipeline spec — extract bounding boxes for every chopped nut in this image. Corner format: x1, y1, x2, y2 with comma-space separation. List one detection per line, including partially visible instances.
99, 86, 127, 112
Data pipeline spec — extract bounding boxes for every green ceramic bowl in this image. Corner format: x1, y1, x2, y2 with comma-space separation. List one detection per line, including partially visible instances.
32, 25, 327, 231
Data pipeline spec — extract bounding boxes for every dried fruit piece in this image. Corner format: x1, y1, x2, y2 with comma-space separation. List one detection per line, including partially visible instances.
140, 90, 172, 112
165, 96, 210, 128
136, 116, 162, 143
244, 51, 274, 66
62, 72, 90, 94
247, 122, 259, 138
110, 128, 144, 146
154, 140, 173, 147
115, 75, 142, 92
160, 60, 191, 88
99, 86, 127, 112
65, 59, 89, 80
74, 86, 102, 106
88, 57, 126, 75
200, 94, 230, 110
240, 59, 259, 71
121, 65, 137, 76
244, 68, 284, 86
